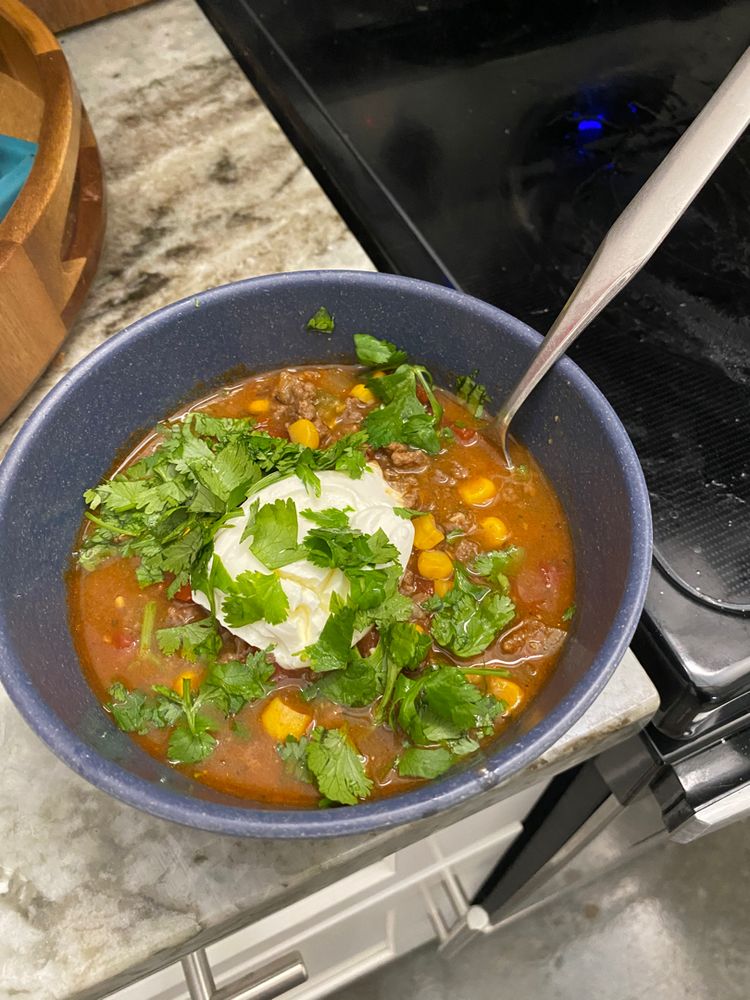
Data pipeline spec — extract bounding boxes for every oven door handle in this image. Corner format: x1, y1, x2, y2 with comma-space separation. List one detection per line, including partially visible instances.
182, 949, 307, 1000
669, 782, 750, 844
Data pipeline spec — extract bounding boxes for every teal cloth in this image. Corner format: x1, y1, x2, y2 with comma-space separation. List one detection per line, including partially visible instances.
0, 135, 38, 222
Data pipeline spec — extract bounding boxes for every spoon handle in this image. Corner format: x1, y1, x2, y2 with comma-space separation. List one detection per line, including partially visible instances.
496, 46, 750, 446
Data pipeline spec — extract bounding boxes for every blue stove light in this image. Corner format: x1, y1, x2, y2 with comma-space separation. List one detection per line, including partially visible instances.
577, 118, 604, 132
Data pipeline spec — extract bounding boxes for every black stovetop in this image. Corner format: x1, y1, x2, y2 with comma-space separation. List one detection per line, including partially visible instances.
198, 0, 750, 740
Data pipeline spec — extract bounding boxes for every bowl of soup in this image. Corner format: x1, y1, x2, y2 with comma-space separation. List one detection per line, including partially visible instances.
0, 271, 651, 837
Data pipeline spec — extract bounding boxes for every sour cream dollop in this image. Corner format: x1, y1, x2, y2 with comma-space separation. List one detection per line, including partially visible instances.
192, 465, 414, 668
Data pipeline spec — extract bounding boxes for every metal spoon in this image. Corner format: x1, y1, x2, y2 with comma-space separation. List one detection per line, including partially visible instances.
496, 47, 750, 466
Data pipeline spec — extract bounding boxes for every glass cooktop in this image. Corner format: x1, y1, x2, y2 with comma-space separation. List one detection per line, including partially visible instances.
198, 0, 750, 738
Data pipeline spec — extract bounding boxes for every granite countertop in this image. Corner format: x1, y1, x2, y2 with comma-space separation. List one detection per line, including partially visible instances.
0, 2, 660, 998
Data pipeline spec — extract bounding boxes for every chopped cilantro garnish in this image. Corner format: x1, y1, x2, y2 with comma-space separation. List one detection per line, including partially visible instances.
469, 546, 525, 582
424, 564, 516, 658
249, 498, 303, 568
156, 616, 222, 661
221, 570, 289, 628
108, 682, 157, 734
445, 529, 464, 543
138, 601, 157, 657
364, 365, 442, 454
393, 506, 427, 519
376, 621, 431, 722
303, 597, 356, 673
152, 678, 218, 765
353, 333, 408, 368
392, 665, 503, 746
78, 418, 369, 594
562, 603, 577, 622
201, 648, 275, 715
277, 735, 312, 782
300, 507, 352, 529
455, 371, 491, 417
307, 306, 335, 334
397, 746, 455, 779
303, 641, 384, 707
306, 727, 373, 805
303, 524, 399, 572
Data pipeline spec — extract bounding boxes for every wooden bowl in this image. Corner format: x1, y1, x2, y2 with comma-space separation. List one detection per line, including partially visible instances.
0, 0, 105, 423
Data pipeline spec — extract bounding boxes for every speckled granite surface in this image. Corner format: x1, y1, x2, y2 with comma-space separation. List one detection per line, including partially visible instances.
0, 2, 659, 998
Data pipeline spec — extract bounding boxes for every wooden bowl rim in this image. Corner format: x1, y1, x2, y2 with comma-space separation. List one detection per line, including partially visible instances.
0, 0, 76, 245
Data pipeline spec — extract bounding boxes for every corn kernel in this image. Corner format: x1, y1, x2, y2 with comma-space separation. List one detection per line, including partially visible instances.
480, 515, 509, 547
413, 623, 426, 634
413, 513, 445, 550
114, 595, 125, 608
261, 697, 312, 741
288, 418, 320, 449
417, 550, 454, 581
349, 383, 376, 404
174, 670, 200, 694
372, 370, 386, 379
248, 398, 271, 415
486, 676, 524, 712
434, 577, 454, 598
458, 475, 497, 506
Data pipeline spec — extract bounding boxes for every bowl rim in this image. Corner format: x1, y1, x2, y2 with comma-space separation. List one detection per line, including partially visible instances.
0, 270, 652, 838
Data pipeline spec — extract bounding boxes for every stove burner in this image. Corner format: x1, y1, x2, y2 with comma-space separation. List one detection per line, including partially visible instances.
512, 72, 750, 618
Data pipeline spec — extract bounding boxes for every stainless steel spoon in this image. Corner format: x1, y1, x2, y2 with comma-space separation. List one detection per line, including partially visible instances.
496, 47, 750, 466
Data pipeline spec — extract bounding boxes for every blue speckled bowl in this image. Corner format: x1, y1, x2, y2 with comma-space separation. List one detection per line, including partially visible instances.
0, 271, 651, 837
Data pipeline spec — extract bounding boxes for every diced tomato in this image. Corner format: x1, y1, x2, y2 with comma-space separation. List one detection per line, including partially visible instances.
111, 629, 136, 650
516, 562, 564, 611
174, 582, 194, 602
453, 424, 478, 444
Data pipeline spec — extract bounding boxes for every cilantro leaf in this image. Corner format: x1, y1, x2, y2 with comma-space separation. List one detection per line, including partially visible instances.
303, 524, 398, 572
277, 735, 312, 782
397, 746, 455, 779
156, 617, 222, 661
393, 507, 427, 519
294, 452, 322, 496
455, 371, 491, 418
364, 366, 441, 454
222, 570, 289, 627
303, 599, 356, 673
239, 499, 260, 543
353, 333, 408, 368
562, 603, 577, 622
201, 649, 275, 715
307, 306, 335, 333
376, 622, 431, 722
425, 564, 516, 657
314, 431, 369, 480
469, 546, 525, 582
306, 727, 373, 805
365, 528, 400, 565
107, 682, 153, 734
155, 678, 218, 764
167, 719, 217, 764
249, 498, 303, 568
392, 665, 503, 746
303, 641, 384, 707
300, 507, 352, 529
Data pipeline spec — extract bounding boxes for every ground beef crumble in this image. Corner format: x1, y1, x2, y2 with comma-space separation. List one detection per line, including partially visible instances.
454, 538, 480, 563
273, 371, 325, 431
446, 510, 474, 531
383, 442, 428, 469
